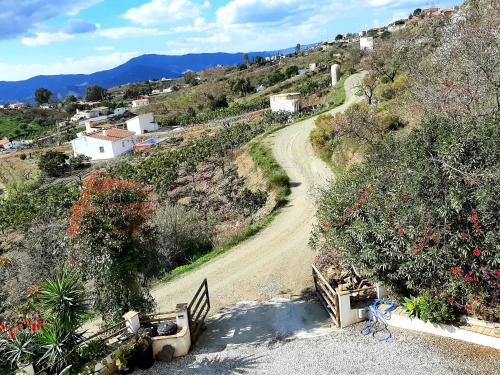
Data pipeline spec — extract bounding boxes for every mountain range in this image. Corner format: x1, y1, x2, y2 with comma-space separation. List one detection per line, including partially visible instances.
0, 46, 308, 104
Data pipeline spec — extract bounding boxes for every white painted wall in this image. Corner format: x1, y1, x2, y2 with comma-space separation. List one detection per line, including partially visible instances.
270, 94, 300, 113
126, 113, 159, 134
360, 37, 374, 50
71, 135, 134, 160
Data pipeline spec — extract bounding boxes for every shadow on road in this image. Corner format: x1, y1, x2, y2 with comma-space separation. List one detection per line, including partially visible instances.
195, 298, 332, 354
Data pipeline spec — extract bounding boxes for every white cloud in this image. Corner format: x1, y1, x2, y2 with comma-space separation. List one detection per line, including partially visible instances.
123, 0, 201, 25
216, 0, 318, 26
0, 52, 141, 81
0, 0, 103, 39
95, 45, 114, 51
174, 17, 213, 32
98, 27, 168, 39
21, 32, 73, 46
186, 32, 232, 44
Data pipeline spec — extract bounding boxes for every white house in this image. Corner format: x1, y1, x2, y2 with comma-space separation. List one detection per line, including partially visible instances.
126, 113, 159, 135
151, 89, 161, 95
132, 98, 150, 108
270, 93, 301, 113
71, 128, 135, 160
0, 138, 21, 150
8, 102, 25, 109
360, 37, 374, 50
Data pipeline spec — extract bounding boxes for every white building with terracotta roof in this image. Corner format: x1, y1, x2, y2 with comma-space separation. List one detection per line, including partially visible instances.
132, 98, 150, 108
71, 127, 135, 160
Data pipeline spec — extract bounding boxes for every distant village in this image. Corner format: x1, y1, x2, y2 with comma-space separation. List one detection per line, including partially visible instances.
0, 6, 458, 161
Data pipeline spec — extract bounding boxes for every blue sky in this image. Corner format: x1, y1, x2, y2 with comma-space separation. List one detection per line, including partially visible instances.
0, 0, 459, 81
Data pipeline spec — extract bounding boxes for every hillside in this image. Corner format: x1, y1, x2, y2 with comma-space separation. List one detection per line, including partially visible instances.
0, 47, 311, 104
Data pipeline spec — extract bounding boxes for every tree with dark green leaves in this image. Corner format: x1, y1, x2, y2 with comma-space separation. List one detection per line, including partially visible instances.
38, 151, 69, 177
85, 85, 107, 101
34, 88, 53, 105
230, 78, 254, 96
295, 43, 301, 55
285, 65, 299, 78
335, 34, 343, 41
243, 53, 249, 65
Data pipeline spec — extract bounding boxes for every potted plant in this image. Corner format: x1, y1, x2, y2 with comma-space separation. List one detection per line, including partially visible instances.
112, 340, 137, 374
135, 334, 154, 370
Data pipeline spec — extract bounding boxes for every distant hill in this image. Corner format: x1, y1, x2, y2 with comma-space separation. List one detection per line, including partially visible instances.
0, 45, 313, 104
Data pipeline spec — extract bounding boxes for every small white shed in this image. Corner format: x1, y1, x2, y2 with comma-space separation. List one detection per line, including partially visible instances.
126, 113, 159, 135
360, 37, 374, 50
270, 93, 301, 113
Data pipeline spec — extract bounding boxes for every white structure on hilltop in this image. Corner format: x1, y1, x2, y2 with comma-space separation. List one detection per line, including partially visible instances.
360, 37, 374, 50
71, 127, 135, 160
126, 113, 159, 135
132, 98, 150, 108
270, 93, 301, 113
331, 64, 341, 86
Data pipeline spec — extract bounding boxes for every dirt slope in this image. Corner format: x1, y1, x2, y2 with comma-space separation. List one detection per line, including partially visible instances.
152, 72, 366, 312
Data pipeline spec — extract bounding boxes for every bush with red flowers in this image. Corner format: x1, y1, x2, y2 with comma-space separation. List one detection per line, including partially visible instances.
313, 116, 499, 322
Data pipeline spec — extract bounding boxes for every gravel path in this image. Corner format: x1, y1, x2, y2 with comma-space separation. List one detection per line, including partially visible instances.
138, 324, 499, 375
150, 72, 366, 314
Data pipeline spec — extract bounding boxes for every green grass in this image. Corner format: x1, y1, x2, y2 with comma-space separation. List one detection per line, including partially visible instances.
248, 140, 291, 205
161, 209, 282, 283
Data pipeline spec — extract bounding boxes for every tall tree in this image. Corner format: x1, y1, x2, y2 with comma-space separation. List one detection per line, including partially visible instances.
242, 53, 249, 65
295, 43, 301, 55
69, 171, 157, 320
85, 85, 107, 101
34, 88, 53, 105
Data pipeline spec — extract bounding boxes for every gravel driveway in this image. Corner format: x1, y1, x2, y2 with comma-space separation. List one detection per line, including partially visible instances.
138, 324, 499, 375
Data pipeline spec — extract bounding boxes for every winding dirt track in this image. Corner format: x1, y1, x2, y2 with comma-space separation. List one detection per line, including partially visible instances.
152, 73, 365, 312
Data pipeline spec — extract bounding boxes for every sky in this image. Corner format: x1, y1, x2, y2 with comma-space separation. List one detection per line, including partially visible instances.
0, 0, 459, 81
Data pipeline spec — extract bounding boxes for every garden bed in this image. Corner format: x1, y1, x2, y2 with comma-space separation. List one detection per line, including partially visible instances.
386, 308, 500, 349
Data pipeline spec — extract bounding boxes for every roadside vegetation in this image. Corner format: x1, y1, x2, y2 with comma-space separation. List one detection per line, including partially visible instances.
312, 0, 500, 324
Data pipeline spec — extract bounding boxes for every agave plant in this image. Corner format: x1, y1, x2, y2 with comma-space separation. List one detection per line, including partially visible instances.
0, 331, 36, 369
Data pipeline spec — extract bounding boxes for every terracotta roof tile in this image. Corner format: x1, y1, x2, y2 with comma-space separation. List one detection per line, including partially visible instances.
88, 128, 135, 141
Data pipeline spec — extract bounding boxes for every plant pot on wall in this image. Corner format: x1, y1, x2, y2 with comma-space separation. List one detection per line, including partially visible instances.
136, 336, 154, 370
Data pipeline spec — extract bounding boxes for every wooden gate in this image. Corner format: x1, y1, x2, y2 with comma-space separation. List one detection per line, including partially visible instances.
187, 278, 210, 346
312, 264, 340, 327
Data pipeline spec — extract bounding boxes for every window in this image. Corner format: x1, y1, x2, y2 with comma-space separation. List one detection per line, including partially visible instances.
99, 146, 104, 153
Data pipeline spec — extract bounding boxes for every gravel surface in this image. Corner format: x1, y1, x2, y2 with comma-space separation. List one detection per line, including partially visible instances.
137, 325, 500, 375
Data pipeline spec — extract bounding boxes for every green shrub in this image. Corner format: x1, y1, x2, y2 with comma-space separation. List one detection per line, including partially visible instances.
417, 292, 452, 323
314, 116, 499, 322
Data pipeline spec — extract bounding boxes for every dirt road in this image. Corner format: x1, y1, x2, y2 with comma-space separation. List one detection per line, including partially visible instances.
152, 72, 365, 312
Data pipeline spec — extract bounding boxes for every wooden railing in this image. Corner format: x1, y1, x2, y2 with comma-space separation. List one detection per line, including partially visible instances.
312, 264, 340, 327
187, 278, 210, 346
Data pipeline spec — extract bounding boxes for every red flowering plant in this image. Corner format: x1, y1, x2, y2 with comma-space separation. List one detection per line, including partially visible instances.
312, 117, 499, 323
69, 170, 157, 321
